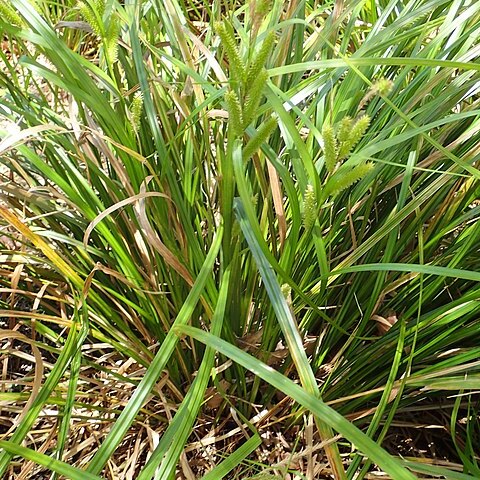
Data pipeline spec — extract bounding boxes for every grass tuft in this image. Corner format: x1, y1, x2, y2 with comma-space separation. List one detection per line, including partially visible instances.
0, 0, 479, 478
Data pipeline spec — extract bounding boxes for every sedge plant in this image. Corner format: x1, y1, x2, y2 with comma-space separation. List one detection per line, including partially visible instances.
0, 0, 479, 478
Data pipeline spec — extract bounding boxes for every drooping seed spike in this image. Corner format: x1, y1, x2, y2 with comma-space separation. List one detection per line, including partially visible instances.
280, 283, 291, 299
130, 91, 144, 133
373, 78, 394, 96
337, 116, 353, 144
78, 1, 103, 36
327, 162, 374, 195
242, 116, 277, 160
303, 184, 317, 230
0, 1, 23, 26
245, 31, 275, 90
94, 0, 106, 16
322, 124, 337, 173
255, 0, 272, 18
225, 90, 244, 137
337, 114, 370, 161
105, 15, 120, 63
215, 22, 247, 88
243, 69, 269, 127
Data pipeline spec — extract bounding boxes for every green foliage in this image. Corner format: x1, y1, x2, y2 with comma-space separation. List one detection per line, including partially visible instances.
249, 475, 282, 480
1, 0, 480, 479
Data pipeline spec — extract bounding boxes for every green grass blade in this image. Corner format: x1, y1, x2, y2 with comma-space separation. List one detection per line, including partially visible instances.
0, 306, 89, 475
86, 226, 223, 475
0, 441, 102, 480
138, 267, 230, 480
200, 434, 262, 480
327, 263, 480, 282
268, 57, 480, 77
401, 460, 478, 480
175, 325, 417, 480
348, 320, 407, 477
234, 197, 317, 394
54, 344, 82, 469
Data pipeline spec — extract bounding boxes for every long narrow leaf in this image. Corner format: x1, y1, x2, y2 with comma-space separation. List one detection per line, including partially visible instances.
0, 441, 102, 480
175, 325, 417, 480
85, 226, 222, 475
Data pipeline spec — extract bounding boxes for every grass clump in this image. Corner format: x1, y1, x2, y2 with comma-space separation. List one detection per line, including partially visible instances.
0, 0, 480, 479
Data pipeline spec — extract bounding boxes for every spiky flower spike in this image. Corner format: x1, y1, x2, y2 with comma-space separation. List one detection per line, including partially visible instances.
0, 1, 23, 26
337, 114, 370, 161
280, 283, 291, 300
105, 15, 120, 64
225, 90, 244, 137
255, 0, 272, 17
327, 162, 374, 195
0, 0, 36, 18
251, 0, 272, 41
94, 0, 106, 15
373, 78, 394, 96
130, 91, 143, 133
242, 116, 277, 160
303, 184, 317, 230
245, 31, 275, 90
243, 69, 269, 127
322, 124, 337, 173
359, 77, 394, 109
78, 1, 103, 37
337, 116, 353, 144
215, 22, 246, 89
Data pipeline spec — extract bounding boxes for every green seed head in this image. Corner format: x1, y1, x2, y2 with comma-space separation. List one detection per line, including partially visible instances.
328, 162, 374, 195
322, 124, 338, 173
104, 16, 120, 63
337, 114, 370, 161
280, 283, 291, 299
130, 91, 143, 133
78, 1, 103, 37
215, 22, 247, 88
255, 0, 272, 18
243, 69, 269, 127
337, 116, 353, 144
94, 0, 106, 16
373, 78, 394, 96
242, 116, 277, 161
245, 31, 275, 90
225, 90, 244, 137
0, 1, 23, 26
303, 184, 317, 230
